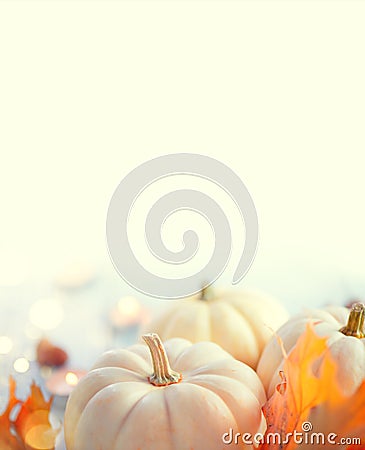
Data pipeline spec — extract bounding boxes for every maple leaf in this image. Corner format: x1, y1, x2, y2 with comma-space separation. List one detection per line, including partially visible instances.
0, 378, 58, 450
306, 367, 365, 449
14, 381, 58, 450
0, 377, 23, 450
259, 324, 365, 450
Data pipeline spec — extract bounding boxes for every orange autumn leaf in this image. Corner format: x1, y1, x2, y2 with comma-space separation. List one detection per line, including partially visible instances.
0, 378, 59, 450
306, 376, 365, 449
14, 381, 58, 450
0, 377, 23, 450
259, 324, 365, 450
260, 325, 328, 450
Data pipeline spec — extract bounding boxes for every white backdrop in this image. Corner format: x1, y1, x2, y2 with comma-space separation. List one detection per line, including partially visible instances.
1, 1, 365, 312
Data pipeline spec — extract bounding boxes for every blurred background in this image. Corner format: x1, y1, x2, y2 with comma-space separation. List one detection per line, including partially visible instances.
0, 0, 365, 420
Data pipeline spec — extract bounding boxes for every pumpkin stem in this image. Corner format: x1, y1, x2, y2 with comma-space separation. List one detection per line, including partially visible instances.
340, 302, 365, 338
199, 284, 212, 301
200, 286, 207, 300
142, 333, 182, 386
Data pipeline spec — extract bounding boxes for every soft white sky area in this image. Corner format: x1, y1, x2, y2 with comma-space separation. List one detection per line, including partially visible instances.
1, 1, 365, 312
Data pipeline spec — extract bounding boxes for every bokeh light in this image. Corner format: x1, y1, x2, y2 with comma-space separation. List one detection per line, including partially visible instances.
0, 335, 13, 354
14, 357, 30, 373
117, 296, 141, 317
65, 372, 79, 387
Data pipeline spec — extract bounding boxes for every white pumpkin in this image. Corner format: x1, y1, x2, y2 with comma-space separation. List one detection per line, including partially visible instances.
65, 334, 266, 450
142, 288, 289, 369
257, 302, 365, 398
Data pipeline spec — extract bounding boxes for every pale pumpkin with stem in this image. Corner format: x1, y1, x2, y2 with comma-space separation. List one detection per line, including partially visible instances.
257, 302, 365, 397
65, 334, 266, 450
142, 287, 289, 369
